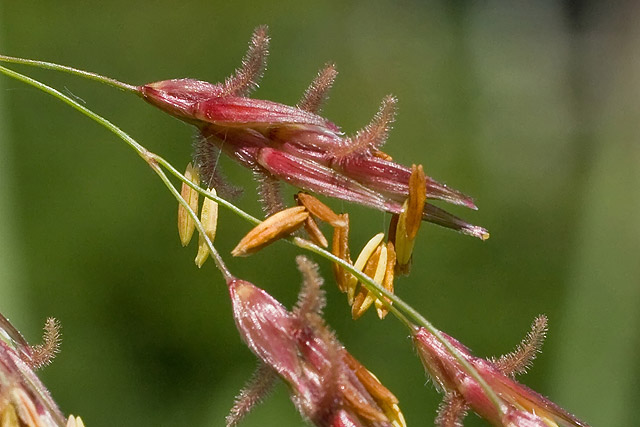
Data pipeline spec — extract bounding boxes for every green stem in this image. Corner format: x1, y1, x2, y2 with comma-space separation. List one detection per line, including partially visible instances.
153, 155, 261, 226
0, 62, 505, 418
0, 63, 232, 282
148, 160, 233, 282
0, 54, 138, 93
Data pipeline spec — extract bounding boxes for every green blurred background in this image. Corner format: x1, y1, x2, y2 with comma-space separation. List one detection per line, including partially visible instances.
1, 1, 638, 426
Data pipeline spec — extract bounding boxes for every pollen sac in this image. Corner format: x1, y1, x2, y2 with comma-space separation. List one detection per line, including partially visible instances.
375, 242, 396, 319
295, 193, 346, 228
330, 213, 352, 293
348, 233, 385, 305
302, 214, 328, 248
342, 352, 406, 427
232, 206, 308, 256
195, 188, 219, 268
177, 162, 200, 246
393, 164, 426, 274
352, 243, 388, 320
66, 415, 86, 427
295, 193, 347, 249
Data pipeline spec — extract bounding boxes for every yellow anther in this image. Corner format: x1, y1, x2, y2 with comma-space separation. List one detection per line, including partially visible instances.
347, 233, 385, 304
177, 162, 200, 246
343, 352, 406, 426
1, 404, 19, 427
10, 388, 39, 427
195, 188, 219, 267
232, 206, 308, 256
66, 415, 86, 427
394, 164, 426, 273
303, 215, 328, 248
394, 199, 414, 267
295, 193, 346, 227
376, 241, 396, 319
331, 214, 351, 293
352, 242, 387, 319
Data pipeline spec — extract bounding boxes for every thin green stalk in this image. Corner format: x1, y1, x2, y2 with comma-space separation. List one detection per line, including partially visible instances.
0, 63, 231, 282
153, 155, 261, 226
0, 62, 506, 418
148, 162, 233, 282
0, 54, 138, 93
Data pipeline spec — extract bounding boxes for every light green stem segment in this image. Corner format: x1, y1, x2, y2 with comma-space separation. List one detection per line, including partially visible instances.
0, 63, 232, 282
0, 54, 138, 93
0, 62, 506, 419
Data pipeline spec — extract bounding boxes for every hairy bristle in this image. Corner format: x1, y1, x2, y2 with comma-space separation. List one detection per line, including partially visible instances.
193, 134, 243, 200
345, 95, 397, 156
255, 171, 285, 217
492, 315, 548, 377
226, 362, 277, 427
29, 317, 61, 370
435, 393, 468, 427
297, 63, 338, 113
293, 256, 326, 318
224, 25, 270, 96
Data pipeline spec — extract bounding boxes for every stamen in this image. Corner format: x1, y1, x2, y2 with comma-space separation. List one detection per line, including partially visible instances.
295, 193, 346, 227
302, 215, 328, 248
331, 213, 351, 293
375, 241, 396, 319
66, 415, 86, 427
195, 188, 219, 267
232, 206, 308, 256
178, 163, 200, 246
348, 233, 385, 304
394, 164, 426, 273
352, 243, 387, 319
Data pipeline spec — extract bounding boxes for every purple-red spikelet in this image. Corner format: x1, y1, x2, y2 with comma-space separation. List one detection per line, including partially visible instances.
138, 26, 488, 239
413, 326, 590, 427
0, 313, 66, 426
225, 257, 404, 427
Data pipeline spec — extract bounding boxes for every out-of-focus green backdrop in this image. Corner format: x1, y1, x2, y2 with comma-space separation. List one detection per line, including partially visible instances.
1, 1, 638, 426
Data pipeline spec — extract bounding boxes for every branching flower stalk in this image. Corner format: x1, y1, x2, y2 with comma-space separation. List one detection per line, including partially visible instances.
0, 58, 505, 420
0, 60, 503, 416
0, 61, 500, 407
0, 35, 588, 426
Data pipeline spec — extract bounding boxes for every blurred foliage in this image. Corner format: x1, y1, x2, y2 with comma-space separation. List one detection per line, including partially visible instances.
0, 1, 639, 426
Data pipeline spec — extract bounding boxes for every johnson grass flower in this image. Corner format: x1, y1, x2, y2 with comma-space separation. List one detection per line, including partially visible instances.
226, 256, 404, 427
135, 26, 488, 240
413, 316, 589, 427
0, 313, 83, 427
0, 34, 592, 427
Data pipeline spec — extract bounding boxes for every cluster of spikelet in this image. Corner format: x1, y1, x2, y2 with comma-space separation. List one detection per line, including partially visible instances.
0, 26, 591, 427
